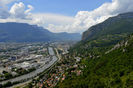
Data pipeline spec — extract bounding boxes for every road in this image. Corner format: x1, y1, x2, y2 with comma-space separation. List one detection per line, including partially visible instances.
0, 47, 58, 85
55, 48, 61, 61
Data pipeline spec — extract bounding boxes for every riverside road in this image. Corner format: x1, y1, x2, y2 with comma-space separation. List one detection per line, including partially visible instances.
0, 47, 58, 85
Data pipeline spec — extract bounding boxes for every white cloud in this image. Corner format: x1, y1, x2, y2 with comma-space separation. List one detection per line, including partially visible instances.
31, 13, 74, 25
0, 8, 10, 19
32, 0, 133, 33
0, 0, 17, 19
9, 2, 33, 19
0, 0, 17, 7
10, 2, 26, 19
0, 1, 34, 25
25, 5, 34, 14
0, 1, 33, 19
30, 13, 75, 33
71, 0, 133, 33
0, 0, 133, 33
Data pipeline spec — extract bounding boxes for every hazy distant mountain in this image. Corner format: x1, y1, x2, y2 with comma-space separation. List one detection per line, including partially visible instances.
0, 22, 81, 42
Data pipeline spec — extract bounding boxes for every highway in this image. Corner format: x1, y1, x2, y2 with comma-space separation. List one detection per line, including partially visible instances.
0, 47, 58, 85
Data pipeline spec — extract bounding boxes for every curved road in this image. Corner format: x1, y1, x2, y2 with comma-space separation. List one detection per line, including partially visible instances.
0, 47, 58, 85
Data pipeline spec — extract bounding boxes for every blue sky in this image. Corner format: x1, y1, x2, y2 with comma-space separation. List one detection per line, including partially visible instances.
1, 0, 133, 33
9, 0, 112, 16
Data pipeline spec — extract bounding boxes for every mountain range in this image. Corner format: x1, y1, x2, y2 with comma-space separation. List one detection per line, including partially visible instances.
0, 22, 81, 42
57, 12, 133, 88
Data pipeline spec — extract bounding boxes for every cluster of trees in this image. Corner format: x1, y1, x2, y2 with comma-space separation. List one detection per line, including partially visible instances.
0, 71, 13, 81
56, 35, 133, 88
0, 67, 36, 82
13, 67, 36, 76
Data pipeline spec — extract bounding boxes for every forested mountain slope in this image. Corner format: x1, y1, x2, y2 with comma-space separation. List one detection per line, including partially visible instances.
56, 12, 133, 88
57, 33, 133, 88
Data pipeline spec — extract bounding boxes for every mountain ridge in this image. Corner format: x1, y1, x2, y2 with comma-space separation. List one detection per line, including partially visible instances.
82, 12, 133, 41
0, 22, 81, 42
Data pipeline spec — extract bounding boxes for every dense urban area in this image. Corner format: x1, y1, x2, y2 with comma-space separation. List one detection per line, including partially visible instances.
0, 42, 80, 88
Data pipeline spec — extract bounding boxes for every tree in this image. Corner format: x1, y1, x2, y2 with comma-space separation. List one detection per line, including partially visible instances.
3, 81, 12, 87
27, 83, 32, 88
4, 73, 13, 79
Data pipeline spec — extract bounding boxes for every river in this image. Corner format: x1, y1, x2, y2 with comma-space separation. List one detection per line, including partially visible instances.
0, 47, 58, 85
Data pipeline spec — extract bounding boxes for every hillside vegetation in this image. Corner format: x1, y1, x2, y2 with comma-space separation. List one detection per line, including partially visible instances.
56, 12, 133, 88
57, 34, 133, 88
